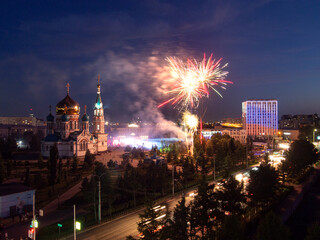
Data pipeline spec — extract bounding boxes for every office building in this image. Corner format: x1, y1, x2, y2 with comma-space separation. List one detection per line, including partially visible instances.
242, 100, 278, 138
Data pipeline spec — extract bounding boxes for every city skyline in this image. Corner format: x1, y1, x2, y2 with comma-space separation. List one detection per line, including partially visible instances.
1, 0, 320, 122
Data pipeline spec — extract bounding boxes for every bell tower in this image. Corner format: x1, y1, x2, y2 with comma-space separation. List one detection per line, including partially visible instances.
93, 75, 105, 134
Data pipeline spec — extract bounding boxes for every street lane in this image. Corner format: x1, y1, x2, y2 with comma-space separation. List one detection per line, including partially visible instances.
63, 164, 259, 240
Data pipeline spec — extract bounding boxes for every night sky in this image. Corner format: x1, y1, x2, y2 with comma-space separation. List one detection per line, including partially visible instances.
1, 0, 319, 122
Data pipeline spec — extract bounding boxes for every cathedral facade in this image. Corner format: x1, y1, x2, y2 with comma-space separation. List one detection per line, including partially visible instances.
41, 81, 108, 158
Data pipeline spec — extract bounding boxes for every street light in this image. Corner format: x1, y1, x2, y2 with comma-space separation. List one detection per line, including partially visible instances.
93, 173, 106, 224
313, 129, 317, 142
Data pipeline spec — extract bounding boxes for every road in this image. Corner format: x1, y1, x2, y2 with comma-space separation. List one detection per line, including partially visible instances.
62, 165, 259, 240
63, 191, 195, 240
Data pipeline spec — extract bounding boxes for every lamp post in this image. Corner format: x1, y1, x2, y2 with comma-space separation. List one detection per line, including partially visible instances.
172, 165, 174, 197
93, 173, 106, 224
313, 129, 317, 142
33, 194, 36, 240
73, 204, 76, 240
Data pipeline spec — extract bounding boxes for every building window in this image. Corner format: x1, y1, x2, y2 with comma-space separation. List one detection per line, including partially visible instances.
97, 125, 100, 130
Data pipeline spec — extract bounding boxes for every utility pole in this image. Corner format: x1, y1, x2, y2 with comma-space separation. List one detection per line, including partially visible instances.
213, 158, 216, 181
33, 194, 36, 240
98, 179, 101, 224
246, 138, 249, 168
73, 204, 76, 240
93, 173, 106, 224
172, 165, 174, 197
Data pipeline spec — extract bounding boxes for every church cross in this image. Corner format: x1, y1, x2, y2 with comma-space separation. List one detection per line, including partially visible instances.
66, 83, 70, 94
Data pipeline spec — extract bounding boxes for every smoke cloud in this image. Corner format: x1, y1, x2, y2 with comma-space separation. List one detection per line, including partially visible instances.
84, 50, 186, 139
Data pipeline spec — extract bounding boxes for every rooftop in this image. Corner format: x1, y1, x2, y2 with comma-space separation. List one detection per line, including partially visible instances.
0, 183, 34, 197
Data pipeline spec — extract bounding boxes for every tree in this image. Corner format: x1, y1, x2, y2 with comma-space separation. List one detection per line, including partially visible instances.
305, 222, 320, 240
24, 167, 30, 186
1, 136, 16, 159
189, 176, 220, 239
169, 196, 190, 240
6, 159, 12, 177
58, 158, 63, 179
94, 162, 113, 216
285, 140, 318, 179
256, 212, 291, 240
0, 154, 5, 184
84, 149, 95, 168
122, 164, 140, 206
216, 175, 245, 216
48, 144, 58, 188
219, 215, 245, 240
247, 163, 279, 206
107, 159, 116, 168
66, 157, 70, 169
137, 202, 165, 240
30, 133, 41, 151
38, 154, 44, 169
125, 145, 132, 152
72, 154, 78, 172
298, 126, 314, 141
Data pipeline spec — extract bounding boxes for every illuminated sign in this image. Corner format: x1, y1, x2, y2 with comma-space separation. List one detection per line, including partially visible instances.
76, 221, 81, 230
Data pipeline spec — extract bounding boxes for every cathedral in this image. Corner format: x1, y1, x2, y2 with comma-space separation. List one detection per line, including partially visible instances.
41, 79, 108, 158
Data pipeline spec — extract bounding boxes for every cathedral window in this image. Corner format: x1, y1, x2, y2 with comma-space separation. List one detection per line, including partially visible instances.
97, 125, 100, 130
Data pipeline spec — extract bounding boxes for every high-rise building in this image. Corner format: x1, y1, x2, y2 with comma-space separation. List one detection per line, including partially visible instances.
242, 100, 278, 138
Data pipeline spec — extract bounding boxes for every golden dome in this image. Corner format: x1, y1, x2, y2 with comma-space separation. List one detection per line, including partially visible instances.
56, 94, 80, 115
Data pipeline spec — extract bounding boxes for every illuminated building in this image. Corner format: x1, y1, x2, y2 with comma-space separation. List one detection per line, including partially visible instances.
0, 116, 45, 127
41, 80, 108, 158
0, 116, 46, 139
242, 100, 278, 138
202, 128, 246, 144
279, 114, 320, 129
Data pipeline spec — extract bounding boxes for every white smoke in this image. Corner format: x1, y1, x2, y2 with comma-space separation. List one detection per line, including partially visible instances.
84, 51, 185, 139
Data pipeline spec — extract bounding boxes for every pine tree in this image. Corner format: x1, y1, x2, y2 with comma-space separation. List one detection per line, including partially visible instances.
72, 154, 78, 172
219, 215, 245, 240
170, 196, 190, 240
48, 144, 58, 188
216, 175, 245, 216
38, 154, 44, 169
256, 212, 291, 240
305, 222, 320, 240
0, 154, 5, 184
6, 159, 12, 177
84, 149, 95, 168
137, 202, 165, 240
189, 176, 220, 239
247, 163, 279, 206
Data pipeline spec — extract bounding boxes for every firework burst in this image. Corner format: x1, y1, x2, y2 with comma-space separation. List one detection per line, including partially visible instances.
158, 53, 232, 110
183, 111, 199, 133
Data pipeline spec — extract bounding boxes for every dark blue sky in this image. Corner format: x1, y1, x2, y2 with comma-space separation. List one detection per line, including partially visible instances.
1, 0, 319, 122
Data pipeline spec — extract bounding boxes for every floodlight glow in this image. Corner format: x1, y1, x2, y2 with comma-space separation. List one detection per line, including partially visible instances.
128, 123, 139, 128
76, 221, 81, 230
278, 143, 290, 150
235, 173, 243, 181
